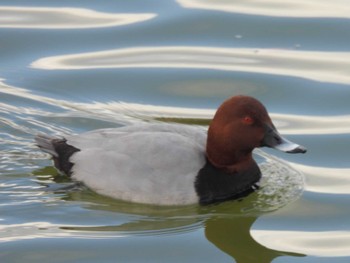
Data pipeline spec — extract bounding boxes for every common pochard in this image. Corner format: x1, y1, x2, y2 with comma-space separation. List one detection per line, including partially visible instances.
35, 95, 306, 205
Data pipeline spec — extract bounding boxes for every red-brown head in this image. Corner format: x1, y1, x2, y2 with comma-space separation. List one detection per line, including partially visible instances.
206, 95, 306, 173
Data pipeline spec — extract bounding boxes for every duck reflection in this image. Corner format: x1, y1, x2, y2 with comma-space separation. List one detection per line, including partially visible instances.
70, 191, 304, 262
204, 214, 303, 262
33, 167, 304, 262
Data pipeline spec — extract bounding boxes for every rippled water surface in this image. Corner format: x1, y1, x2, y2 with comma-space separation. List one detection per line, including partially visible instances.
1, 1, 350, 262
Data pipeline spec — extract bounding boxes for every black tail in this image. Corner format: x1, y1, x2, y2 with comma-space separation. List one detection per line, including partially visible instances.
35, 134, 80, 175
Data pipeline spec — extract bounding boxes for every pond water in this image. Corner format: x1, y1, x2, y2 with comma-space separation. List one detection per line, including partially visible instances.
1, 1, 350, 262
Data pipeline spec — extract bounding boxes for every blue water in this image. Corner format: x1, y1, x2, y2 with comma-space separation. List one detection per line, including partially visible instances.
1, 1, 350, 262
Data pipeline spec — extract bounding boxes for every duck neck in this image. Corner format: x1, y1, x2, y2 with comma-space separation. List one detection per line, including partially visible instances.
206, 127, 258, 174
207, 149, 255, 174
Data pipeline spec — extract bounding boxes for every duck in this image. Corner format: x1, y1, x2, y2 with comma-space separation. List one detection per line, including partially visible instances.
35, 95, 306, 205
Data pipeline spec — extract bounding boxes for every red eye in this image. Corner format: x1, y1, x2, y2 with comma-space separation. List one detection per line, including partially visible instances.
242, 116, 254, 125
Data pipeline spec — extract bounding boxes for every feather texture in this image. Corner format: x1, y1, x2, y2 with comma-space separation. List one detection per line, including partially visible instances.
66, 124, 206, 205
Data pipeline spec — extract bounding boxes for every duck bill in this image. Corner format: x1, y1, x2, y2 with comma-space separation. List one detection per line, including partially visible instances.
261, 124, 307, 154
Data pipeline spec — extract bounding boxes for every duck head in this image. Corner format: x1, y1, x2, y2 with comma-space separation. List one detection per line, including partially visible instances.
206, 95, 306, 173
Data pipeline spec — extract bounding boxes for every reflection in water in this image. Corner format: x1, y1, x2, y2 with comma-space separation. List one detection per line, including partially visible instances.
0, 6, 156, 29
0, 189, 303, 262
205, 216, 303, 262
272, 114, 350, 135
0, 214, 304, 262
0, 222, 86, 242
252, 229, 350, 257
291, 163, 350, 194
177, 0, 350, 18
31, 46, 350, 85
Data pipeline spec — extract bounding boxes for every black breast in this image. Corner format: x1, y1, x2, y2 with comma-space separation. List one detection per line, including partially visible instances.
194, 159, 261, 205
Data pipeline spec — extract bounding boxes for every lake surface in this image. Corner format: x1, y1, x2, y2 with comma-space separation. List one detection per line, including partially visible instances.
1, 1, 350, 262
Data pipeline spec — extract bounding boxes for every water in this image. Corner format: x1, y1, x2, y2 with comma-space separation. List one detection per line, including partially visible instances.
1, 1, 350, 262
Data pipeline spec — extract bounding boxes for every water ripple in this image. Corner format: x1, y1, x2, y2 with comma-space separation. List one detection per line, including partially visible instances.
31, 46, 350, 85
0, 6, 156, 29
1, 80, 349, 136
291, 163, 350, 194
177, 0, 350, 19
252, 229, 350, 257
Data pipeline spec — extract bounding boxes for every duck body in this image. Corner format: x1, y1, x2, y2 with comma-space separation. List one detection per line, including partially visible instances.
36, 95, 306, 205
69, 123, 206, 205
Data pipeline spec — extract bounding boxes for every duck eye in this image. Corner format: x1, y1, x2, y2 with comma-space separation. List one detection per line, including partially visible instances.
242, 116, 254, 125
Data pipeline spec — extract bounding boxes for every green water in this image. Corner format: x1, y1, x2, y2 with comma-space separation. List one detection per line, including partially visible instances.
1, 1, 350, 262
